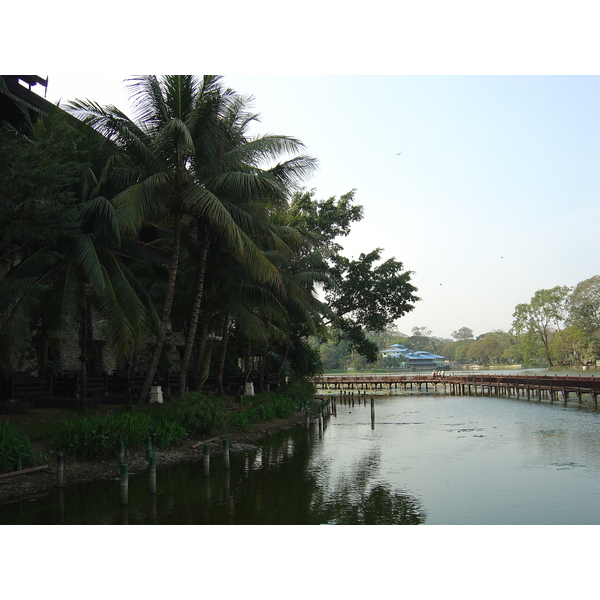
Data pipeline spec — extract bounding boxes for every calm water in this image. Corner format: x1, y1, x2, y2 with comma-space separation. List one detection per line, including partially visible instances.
3, 392, 600, 525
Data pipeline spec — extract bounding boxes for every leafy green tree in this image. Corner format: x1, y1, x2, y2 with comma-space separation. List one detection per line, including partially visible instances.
567, 275, 600, 335
324, 249, 418, 362
0, 107, 154, 400
319, 337, 351, 371
512, 286, 571, 366
68, 76, 207, 401
288, 190, 418, 363
452, 327, 474, 341
411, 326, 432, 337
465, 331, 514, 365
0, 108, 81, 280
550, 325, 598, 366
441, 339, 473, 363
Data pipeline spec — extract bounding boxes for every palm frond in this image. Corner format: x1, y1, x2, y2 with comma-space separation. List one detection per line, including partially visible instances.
113, 172, 172, 234
70, 235, 105, 292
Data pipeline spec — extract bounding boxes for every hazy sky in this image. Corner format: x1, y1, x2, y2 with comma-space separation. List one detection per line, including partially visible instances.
40, 74, 600, 339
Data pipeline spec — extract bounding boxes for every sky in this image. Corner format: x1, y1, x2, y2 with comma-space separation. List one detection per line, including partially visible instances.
39, 74, 600, 340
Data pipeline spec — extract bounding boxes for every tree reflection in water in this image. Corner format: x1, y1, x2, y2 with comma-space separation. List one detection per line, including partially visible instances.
218, 427, 426, 525
0, 425, 425, 525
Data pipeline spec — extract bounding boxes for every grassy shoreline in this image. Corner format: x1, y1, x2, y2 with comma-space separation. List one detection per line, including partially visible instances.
0, 381, 315, 506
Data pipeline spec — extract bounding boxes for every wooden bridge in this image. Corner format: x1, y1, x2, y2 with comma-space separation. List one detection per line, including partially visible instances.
311, 373, 600, 407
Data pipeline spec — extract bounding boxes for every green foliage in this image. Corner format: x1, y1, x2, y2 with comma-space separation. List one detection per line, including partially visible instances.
0, 421, 35, 472
144, 393, 230, 437
279, 378, 316, 404
326, 249, 419, 336
50, 411, 187, 459
567, 276, 600, 335
228, 379, 313, 429
2, 77, 422, 388
175, 393, 229, 436
228, 410, 251, 431
288, 338, 323, 378
512, 286, 572, 366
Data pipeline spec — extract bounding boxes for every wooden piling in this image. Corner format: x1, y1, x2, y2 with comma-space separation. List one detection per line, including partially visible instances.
146, 432, 153, 459
120, 462, 129, 505
370, 397, 375, 429
118, 436, 125, 466
203, 444, 210, 477
223, 438, 230, 470
56, 452, 64, 488
148, 455, 157, 494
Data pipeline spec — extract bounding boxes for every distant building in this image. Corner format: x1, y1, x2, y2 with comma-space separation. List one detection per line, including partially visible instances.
381, 344, 446, 369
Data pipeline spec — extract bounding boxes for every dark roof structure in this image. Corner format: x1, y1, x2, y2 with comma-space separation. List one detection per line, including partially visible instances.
0, 75, 52, 130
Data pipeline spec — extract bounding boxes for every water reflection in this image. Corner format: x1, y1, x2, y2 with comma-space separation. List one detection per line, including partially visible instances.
5, 391, 600, 524
0, 419, 425, 525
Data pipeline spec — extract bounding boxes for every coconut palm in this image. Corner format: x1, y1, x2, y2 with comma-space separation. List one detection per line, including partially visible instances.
68, 76, 316, 401
68, 76, 225, 401
175, 89, 316, 393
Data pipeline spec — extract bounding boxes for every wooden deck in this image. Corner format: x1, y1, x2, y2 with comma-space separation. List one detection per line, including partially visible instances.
311, 373, 600, 406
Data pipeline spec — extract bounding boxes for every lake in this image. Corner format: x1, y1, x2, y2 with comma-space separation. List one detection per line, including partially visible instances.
3, 390, 600, 524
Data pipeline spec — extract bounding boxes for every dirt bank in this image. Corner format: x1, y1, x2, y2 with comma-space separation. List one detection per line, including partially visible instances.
0, 413, 305, 506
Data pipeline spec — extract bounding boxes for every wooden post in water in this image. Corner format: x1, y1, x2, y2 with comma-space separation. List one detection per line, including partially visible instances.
223, 438, 230, 470
118, 436, 125, 466
318, 405, 323, 437
370, 397, 375, 430
305, 409, 310, 430
146, 432, 153, 459
120, 462, 129, 505
148, 455, 157, 494
203, 444, 210, 477
56, 452, 64, 488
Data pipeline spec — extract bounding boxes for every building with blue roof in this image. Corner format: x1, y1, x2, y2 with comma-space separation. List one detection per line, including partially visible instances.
381, 344, 446, 369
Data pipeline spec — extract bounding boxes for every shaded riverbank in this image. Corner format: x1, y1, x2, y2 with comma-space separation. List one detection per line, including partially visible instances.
0, 412, 304, 506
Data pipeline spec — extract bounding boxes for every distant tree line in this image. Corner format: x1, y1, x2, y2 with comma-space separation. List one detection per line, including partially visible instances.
319, 276, 600, 370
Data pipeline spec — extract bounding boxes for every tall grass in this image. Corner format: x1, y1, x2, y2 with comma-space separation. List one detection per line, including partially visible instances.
51, 411, 187, 460
0, 421, 35, 473
142, 393, 229, 436
35, 379, 316, 460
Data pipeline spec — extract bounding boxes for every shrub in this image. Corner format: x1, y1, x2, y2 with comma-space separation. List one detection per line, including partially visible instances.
232, 385, 303, 426
0, 422, 35, 473
280, 379, 316, 405
50, 411, 187, 459
228, 410, 251, 431
150, 393, 229, 436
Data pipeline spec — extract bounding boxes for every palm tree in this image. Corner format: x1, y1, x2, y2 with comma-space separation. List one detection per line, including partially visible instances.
68, 76, 227, 401
176, 90, 316, 394
68, 76, 316, 401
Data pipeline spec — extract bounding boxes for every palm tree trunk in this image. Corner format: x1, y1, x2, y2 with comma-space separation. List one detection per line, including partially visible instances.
80, 281, 88, 409
192, 316, 211, 390
139, 211, 183, 404
276, 339, 293, 383
179, 229, 210, 394
258, 350, 268, 392
216, 314, 231, 395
